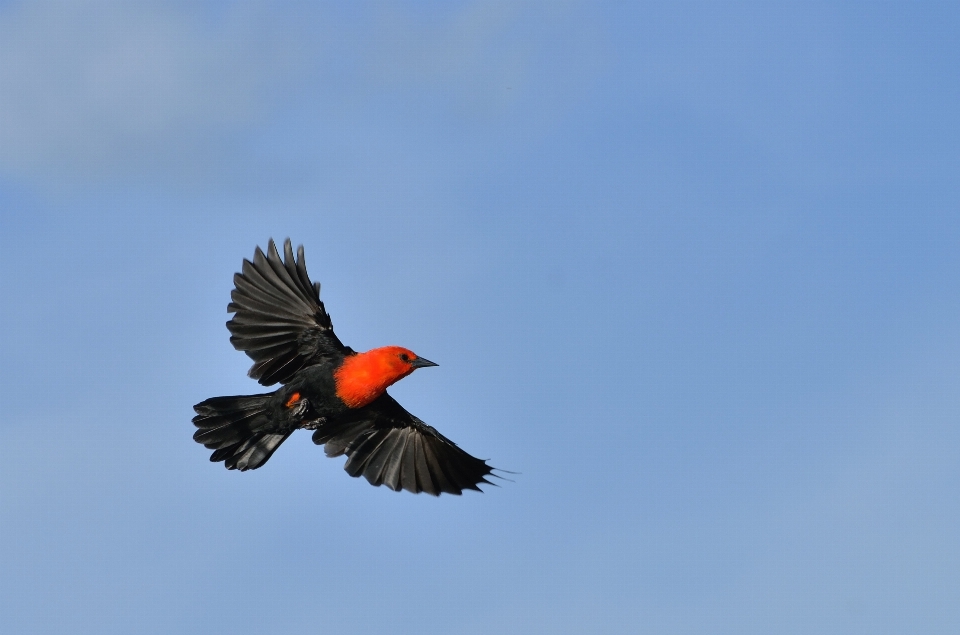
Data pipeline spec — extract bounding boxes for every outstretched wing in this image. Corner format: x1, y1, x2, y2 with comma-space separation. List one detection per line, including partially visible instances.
227, 238, 350, 386
313, 394, 494, 496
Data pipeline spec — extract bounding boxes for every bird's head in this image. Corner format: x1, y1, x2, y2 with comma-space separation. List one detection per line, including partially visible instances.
334, 345, 438, 409
367, 345, 439, 381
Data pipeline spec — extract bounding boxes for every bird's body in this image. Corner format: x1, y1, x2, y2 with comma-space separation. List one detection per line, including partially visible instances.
192, 239, 494, 495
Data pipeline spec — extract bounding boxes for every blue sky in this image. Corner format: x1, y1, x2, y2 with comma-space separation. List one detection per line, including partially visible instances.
1, 2, 959, 633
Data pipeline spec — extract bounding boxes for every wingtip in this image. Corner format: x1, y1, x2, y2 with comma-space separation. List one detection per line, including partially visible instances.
488, 469, 516, 484
281, 238, 299, 263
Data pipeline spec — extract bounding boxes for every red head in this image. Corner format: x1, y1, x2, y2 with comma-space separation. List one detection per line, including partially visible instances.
334, 346, 438, 409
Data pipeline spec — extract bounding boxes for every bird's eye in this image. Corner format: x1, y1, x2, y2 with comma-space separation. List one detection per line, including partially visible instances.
400, 353, 410, 362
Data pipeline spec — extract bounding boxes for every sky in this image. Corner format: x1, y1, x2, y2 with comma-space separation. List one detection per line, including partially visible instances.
1, 1, 959, 633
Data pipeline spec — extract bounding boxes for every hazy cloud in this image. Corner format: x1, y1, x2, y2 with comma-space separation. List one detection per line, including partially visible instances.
0, 2, 586, 188
0, 2, 301, 183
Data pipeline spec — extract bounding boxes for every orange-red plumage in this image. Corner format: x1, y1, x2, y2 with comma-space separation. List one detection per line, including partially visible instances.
284, 392, 302, 408
334, 346, 419, 408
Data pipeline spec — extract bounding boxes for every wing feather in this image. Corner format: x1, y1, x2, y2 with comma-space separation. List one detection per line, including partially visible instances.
226, 239, 348, 385
413, 435, 439, 496
315, 393, 494, 496
399, 432, 419, 493
419, 437, 460, 495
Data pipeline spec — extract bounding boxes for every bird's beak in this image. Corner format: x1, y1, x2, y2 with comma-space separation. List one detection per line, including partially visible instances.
411, 356, 438, 369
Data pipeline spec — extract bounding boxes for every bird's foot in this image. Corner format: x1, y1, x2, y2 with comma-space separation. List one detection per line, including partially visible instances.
300, 418, 326, 430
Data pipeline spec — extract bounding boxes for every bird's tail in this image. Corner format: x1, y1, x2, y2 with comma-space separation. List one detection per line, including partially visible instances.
192, 393, 290, 471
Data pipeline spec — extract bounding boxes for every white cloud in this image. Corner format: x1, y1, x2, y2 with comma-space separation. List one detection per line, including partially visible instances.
0, 1, 302, 184
0, 1, 592, 187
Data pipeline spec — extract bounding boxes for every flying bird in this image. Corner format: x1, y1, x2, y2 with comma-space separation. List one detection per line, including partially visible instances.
192, 239, 495, 495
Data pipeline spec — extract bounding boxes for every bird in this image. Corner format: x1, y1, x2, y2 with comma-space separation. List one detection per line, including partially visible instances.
192, 239, 495, 495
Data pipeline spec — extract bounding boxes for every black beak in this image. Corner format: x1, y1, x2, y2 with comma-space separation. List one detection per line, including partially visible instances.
411, 356, 438, 369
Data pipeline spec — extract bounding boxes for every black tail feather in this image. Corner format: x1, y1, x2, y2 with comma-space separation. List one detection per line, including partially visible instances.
219, 432, 291, 471
193, 394, 288, 471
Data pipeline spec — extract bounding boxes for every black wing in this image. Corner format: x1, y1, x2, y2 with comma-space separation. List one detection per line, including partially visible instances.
313, 393, 494, 496
227, 239, 350, 386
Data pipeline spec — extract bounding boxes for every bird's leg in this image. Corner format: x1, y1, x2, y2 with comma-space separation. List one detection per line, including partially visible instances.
300, 418, 326, 430
286, 397, 324, 431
